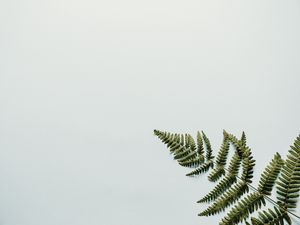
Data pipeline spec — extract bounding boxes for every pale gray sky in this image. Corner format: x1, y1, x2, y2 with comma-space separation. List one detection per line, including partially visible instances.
1, 0, 300, 224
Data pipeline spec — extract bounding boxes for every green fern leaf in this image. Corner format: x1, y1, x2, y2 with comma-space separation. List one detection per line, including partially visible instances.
200, 147, 255, 216
197, 131, 204, 156
179, 155, 205, 168
174, 148, 195, 160
241, 148, 256, 183
186, 160, 213, 176
208, 134, 230, 182
250, 206, 291, 225
186, 134, 196, 151
241, 131, 247, 146
208, 166, 226, 182
220, 192, 265, 225
258, 152, 284, 195
197, 175, 237, 203
154, 129, 300, 225
220, 153, 283, 225
226, 131, 245, 156
199, 181, 249, 216
276, 135, 300, 210
198, 152, 242, 203
202, 131, 213, 160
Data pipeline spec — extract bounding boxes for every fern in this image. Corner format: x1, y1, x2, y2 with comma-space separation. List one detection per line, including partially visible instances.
154, 130, 300, 225
197, 131, 204, 156
186, 160, 214, 176
220, 192, 265, 225
258, 153, 284, 196
200, 148, 255, 216
198, 174, 237, 203
276, 135, 300, 209
251, 135, 300, 224
198, 154, 242, 203
179, 132, 205, 168
208, 133, 230, 182
179, 155, 205, 168
202, 131, 213, 160
251, 206, 291, 225
185, 132, 214, 176
199, 181, 249, 216
220, 153, 283, 225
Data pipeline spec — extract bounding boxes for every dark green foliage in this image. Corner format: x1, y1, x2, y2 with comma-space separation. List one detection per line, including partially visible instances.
186, 160, 213, 176
241, 131, 247, 146
197, 131, 204, 156
197, 175, 236, 203
215, 136, 230, 167
220, 153, 284, 225
276, 135, 300, 210
226, 131, 245, 157
179, 155, 205, 168
220, 192, 265, 225
250, 135, 300, 225
186, 134, 196, 151
174, 149, 195, 160
240, 148, 256, 183
154, 130, 300, 225
251, 207, 291, 225
199, 146, 255, 216
227, 152, 242, 177
208, 135, 230, 182
199, 181, 249, 216
203, 152, 242, 204
202, 131, 213, 160
258, 153, 284, 195
207, 166, 226, 182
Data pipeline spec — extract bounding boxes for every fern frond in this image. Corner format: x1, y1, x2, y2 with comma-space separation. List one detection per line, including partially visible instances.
252, 136, 300, 225
227, 152, 243, 176
180, 134, 184, 146
199, 181, 249, 216
154, 129, 300, 225
197, 175, 237, 203
186, 160, 213, 176
220, 192, 265, 225
208, 135, 230, 182
220, 153, 283, 225
169, 144, 184, 153
179, 155, 205, 168
226, 131, 245, 156
197, 131, 204, 156
276, 135, 300, 210
172, 145, 186, 155
154, 130, 197, 166
174, 148, 197, 162
173, 147, 188, 158
241, 148, 256, 183
208, 166, 226, 182
202, 131, 213, 160
186, 134, 196, 151
241, 131, 247, 146
200, 146, 254, 216
184, 134, 189, 147
215, 136, 230, 167
154, 130, 181, 153
177, 150, 197, 162
250, 206, 291, 225
198, 153, 242, 203
258, 152, 284, 195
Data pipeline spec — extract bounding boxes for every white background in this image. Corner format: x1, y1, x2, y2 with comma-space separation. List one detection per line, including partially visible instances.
1, 0, 300, 224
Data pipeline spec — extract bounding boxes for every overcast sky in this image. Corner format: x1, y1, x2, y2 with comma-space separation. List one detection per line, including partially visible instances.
1, 0, 300, 224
